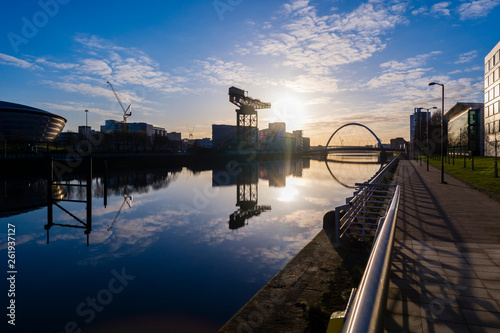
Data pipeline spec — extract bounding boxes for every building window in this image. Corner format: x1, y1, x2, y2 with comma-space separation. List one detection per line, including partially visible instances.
495, 102, 499, 114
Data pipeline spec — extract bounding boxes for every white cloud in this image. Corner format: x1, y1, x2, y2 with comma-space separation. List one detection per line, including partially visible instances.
30, 34, 189, 99
411, 6, 427, 15
458, 0, 500, 20
195, 57, 262, 86
366, 52, 441, 89
454, 50, 478, 64
237, 0, 410, 95
431, 2, 451, 16
282, 75, 339, 93
35, 58, 78, 70
0, 53, 39, 69
79, 59, 112, 76
253, 1, 408, 75
36, 101, 117, 118
304, 96, 333, 105
41, 81, 114, 99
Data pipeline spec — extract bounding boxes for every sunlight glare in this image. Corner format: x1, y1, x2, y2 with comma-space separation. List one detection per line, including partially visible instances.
277, 187, 298, 202
271, 95, 306, 131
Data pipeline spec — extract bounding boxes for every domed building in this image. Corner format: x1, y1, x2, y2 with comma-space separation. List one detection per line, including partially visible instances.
0, 101, 66, 142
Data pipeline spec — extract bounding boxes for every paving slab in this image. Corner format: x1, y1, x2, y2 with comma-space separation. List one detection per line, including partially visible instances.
385, 159, 500, 332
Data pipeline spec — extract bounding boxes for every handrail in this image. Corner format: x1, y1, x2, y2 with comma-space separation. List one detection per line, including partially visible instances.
337, 155, 400, 238
341, 184, 400, 333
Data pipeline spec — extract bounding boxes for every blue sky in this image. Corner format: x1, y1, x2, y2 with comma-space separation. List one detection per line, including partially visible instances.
1, 0, 499, 144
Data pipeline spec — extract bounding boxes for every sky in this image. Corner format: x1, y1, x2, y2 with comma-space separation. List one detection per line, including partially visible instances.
1, 0, 499, 145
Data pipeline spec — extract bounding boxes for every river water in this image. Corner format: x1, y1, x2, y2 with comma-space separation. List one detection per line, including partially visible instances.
1, 155, 383, 332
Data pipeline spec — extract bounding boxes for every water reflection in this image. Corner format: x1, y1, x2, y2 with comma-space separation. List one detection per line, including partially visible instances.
107, 192, 133, 231
324, 153, 384, 188
0, 179, 65, 218
0, 156, 388, 332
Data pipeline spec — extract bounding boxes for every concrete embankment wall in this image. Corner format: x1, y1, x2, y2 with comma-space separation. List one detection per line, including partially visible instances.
219, 230, 345, 333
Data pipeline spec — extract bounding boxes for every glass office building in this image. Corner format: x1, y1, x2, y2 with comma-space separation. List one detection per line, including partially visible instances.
445, 102, 483, 156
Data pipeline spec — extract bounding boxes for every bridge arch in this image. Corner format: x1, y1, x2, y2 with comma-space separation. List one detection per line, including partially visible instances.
325, 123, 383, 149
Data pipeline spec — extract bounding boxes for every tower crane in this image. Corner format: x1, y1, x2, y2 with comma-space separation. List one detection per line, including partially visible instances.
186, 125, 195, 140
107, 193, 133, 232
107, 81, 132, 132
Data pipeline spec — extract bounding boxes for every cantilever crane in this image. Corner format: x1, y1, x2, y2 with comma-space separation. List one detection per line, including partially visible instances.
228, 86, 271, 150
107, 81, 132, 132
228, 86, 271, 109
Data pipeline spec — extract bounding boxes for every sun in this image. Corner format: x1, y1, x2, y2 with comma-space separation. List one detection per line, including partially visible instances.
269, 95, 307, 131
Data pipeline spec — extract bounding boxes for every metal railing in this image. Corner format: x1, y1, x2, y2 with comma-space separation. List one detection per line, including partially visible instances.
325, 154, 401, 332
340, 184, 400, 333
325, 154, 399, 243
340, 184, 396, 240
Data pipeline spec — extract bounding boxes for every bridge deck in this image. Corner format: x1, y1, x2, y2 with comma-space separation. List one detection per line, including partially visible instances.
386, 158, 500, 332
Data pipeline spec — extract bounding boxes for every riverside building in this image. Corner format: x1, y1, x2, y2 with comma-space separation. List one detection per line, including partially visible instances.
485, 41, 500, 156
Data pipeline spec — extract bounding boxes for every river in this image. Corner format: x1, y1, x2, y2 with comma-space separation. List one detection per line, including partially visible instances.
0, 154, 384, 332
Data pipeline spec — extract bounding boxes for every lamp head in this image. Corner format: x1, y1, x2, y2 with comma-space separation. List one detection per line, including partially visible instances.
429, 82, 436, 86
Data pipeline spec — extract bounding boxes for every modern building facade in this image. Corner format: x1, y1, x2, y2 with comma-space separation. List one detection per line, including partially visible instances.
167, 132, 181, 141
390, 137, 407, 151
100, 119, 153, 137
445, 102, 484, 156
153, 126, 167, 137
78, 126, 91, 136
409, 108, 430, 157
485, 41, 500, 156
212, 124, 237, 150
0, 101, 66, 142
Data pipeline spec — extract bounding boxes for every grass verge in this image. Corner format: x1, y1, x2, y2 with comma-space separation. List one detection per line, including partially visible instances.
422, 155, 500, 198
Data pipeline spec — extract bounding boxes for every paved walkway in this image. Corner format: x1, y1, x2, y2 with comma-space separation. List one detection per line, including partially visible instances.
385, 159, 500, 332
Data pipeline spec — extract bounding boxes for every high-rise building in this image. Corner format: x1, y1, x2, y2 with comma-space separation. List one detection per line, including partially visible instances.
410, 108, 430, 157
485, 41, 500, 156
78, 126, 91, 136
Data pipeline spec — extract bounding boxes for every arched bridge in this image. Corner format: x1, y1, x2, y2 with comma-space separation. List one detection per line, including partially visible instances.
305, 123, 398, 154
315, 123, 392, 187
325, 123, 383, 151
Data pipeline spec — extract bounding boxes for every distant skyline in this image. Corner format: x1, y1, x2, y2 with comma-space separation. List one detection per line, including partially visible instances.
1, 0, 499, 145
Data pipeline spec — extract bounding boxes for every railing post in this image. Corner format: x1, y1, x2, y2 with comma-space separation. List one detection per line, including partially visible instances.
86, 157, 92, 231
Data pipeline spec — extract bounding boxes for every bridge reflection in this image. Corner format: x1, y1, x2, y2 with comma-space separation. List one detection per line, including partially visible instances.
322, 152, 387, 188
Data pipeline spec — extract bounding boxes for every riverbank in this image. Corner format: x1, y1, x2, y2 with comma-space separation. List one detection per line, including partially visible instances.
219, 154, 399, 332
218, 232, 370, 333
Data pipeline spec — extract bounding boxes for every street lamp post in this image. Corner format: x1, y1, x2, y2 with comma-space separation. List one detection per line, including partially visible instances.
85, 109, 89, 133
429, 82, 445, 183
85, 109, 89, 142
